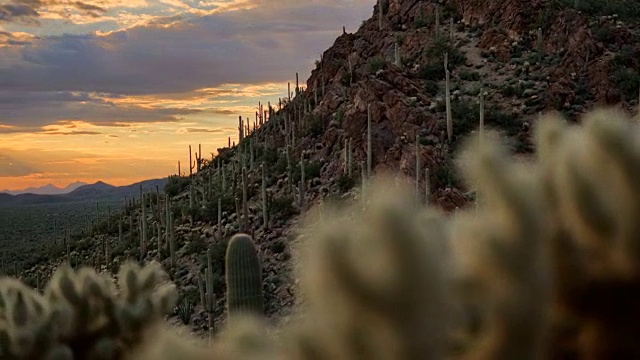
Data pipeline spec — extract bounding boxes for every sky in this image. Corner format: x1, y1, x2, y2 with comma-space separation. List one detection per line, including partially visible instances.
0, 0, 372, 191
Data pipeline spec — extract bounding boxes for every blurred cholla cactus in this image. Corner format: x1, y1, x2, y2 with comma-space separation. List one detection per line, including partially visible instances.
0, 261, 177, 359
286, 176, 453, 360
534, 109, 640, 358
451, 130, 552, 359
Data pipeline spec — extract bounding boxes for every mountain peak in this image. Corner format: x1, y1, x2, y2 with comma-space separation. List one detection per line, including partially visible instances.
1, 181, 88, 195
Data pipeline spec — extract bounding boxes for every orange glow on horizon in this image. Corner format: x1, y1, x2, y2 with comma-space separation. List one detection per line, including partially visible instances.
0, 79, 288, 192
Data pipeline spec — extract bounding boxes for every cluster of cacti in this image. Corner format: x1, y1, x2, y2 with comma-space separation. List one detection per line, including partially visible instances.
0, 261, 176, 359
7, 108, 640, 359
130, 108, 640, 359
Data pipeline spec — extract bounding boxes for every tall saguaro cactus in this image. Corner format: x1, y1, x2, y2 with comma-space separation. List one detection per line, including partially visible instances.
169, 211, 176, 269
415, 134, 420, 203
367, 103, 372, 178
205, 248, 216, 337
378, 0, 384, 30
225, 233, 264, 319
261, 164, 268, 228
141, 193, 148, 259
445, 53, 452, 143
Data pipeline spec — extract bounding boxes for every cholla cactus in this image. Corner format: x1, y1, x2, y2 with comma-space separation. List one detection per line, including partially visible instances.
288, 176, 453, 360
450, 130, 552, 359
534, 109, 640, 358
0, 261, 177, 359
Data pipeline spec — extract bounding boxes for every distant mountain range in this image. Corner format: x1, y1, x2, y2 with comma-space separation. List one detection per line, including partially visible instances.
1, 181, 87, 195
0, 178, 168, 207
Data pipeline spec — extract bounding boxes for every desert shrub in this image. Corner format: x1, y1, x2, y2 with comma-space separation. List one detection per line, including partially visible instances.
292, 160, 323, 183
417, 62, 445, 81
424, 80, 440, 95
308, 115, 324, 138
258, 147, 279, 168
184, 234, 207, 255
269, 195, 297, 219
164, 175, 190, 197
337, 174, 356, 192
269, 239, 286, 254
341, 71, 354, 86
427, 35, 467, 68
369, 56, 387, 73
459, 69, 481, 81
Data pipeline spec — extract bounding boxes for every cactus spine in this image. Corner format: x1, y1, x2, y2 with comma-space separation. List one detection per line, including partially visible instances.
225, 233, 264, 319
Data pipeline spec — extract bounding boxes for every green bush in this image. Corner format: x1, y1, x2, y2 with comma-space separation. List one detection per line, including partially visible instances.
337, 174, 356, 192
369, 56, 387, 73
292, 160, 323, 183
308, 116, 324, 138
427, 35, 467, 68
610, 47, 640, 103
417, 62, 445, 81
459, 69, 481, 81
164, 175, 190, 197
425, 80, 440, 95
269, 196, 298, 219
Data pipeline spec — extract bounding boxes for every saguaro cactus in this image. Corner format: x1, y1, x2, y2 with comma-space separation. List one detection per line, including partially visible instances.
261, 164, 268, 228
169, 211, 176, 269
300, 156, 306, 211
205, 248, 216, 336
537, 28, 543, 62
378, 0, 384, 30
415, 134, 420, 203
445, 53, 452, 143
367, 104, 372, 178
225, 233, 264, 319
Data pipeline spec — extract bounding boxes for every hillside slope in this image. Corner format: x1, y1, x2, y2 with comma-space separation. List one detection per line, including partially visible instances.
11, 0, 640, 341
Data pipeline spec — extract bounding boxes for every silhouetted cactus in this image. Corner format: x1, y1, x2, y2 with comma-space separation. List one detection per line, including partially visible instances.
225, 233, 263, 319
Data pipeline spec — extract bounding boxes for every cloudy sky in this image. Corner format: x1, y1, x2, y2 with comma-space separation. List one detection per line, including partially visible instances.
0, 0, 372, 190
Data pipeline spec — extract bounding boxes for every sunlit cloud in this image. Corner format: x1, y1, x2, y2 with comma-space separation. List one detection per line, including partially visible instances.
0, 0, 372, 190
0, 153, 40, 177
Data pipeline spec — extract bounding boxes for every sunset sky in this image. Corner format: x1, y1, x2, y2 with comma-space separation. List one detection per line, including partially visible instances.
0, 0, 372, 191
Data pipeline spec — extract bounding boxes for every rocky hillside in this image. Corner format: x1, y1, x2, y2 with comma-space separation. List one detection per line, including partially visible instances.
12, 0, 640, 339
